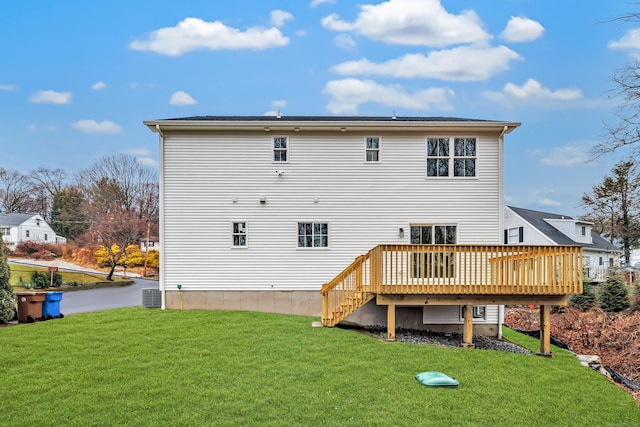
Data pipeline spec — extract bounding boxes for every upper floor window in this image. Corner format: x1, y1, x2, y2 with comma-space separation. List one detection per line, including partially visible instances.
232, 222, 247, 248
298, 222, 328, 248
426, 137, 477, 177
581, 226, 586, 236
365, 137, 380, 162
26, 230, 30, 238
44, 233, 48, 241
1, 227, 9, 236
36, 219, 41, 226
453, 138, 476, 177
273, 136, 288, 162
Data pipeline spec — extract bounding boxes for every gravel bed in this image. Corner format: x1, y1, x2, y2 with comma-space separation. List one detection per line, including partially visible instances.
363, 326, 533, 355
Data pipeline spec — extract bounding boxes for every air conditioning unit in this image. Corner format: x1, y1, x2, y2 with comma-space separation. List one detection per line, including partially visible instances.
142, 288, 161, 308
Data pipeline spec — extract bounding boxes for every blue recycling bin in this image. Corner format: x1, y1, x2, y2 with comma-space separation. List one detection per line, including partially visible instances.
42, 292, 64, 319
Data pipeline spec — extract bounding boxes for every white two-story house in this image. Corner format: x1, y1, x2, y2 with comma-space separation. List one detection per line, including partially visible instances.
0, 212, 66, 250
145, 116, 582, 352
504, 206, 621, 281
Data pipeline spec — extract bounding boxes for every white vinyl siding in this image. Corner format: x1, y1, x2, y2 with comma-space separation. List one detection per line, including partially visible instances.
423, 305, 498, 325
161, 130, 502, 291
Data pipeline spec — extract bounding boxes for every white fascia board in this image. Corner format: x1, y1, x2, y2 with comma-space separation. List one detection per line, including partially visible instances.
144, 119, 521, 135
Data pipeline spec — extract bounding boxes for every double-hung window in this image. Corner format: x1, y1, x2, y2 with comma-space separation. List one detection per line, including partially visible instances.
453, 138, 476, 177
427, 137, 477, 177
273, 136, 288, 162
232, 222, 247, 248
410, 225, 456, 278
298, 222, 328, 248
365, 137, 380, 162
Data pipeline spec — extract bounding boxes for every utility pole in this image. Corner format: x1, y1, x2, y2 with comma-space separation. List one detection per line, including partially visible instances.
143, 219, 150, 277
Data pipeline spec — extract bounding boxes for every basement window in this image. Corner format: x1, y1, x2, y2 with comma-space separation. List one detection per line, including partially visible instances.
460, 306, 486, 320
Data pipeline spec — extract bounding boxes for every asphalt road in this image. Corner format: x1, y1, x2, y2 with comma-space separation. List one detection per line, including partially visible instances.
60, 278, 159, 315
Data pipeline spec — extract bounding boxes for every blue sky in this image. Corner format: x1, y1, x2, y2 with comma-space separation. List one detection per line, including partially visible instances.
1, 0, 639, 217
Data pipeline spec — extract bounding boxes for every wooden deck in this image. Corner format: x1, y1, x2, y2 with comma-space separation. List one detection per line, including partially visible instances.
320, 244, 583, 355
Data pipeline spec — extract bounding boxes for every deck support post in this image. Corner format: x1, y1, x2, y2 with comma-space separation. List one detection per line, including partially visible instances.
462, 304, 475, 348
538, 304, 553, 357
387, 304, 396, 341
321, 292, 328, 326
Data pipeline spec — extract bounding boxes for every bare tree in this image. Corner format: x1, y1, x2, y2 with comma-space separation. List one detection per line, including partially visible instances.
77, 154, 158, 217
0, 168, 34, 213
30, 167, 68, 221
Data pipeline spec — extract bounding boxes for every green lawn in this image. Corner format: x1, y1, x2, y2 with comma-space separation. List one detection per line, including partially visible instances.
1, 308, 638, 426
8, 263, 129, 290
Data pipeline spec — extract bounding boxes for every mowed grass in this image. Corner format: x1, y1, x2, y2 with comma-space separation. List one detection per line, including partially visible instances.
9, 263, 127, 289
1, 308, 638, 426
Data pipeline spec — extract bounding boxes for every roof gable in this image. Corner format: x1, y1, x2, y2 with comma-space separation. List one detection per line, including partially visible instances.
506, 206, 620, 252
0, 212, 38, 227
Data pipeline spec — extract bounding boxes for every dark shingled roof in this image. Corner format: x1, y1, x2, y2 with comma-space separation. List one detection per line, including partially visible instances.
163, 115, 500, 123
508, 206, 620, 252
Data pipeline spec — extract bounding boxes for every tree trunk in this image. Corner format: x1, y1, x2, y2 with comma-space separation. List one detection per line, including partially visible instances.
106, 264, 116, 281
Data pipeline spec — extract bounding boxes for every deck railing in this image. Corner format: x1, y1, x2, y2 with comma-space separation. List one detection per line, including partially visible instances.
321, 244, 583, 326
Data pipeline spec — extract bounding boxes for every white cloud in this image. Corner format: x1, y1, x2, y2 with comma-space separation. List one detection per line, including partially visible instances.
334, 34, 357, 50
136, 157, 159, 168
500, 16, 544, 42
324, 78, 454, 114
321, 0, 490, 47
124, 149, 158, 168
540, 146, 589, 167
169, 91, 197, 106
72, 119, 122, 133
271, 99, 287, 108
271, 10, 293, 27
0, 84, 17, 91
92, 81, 106, 90
537, 198, 561, 207
609, 28, 640, 57
310, 0, 335, 7
482, 79, 582, 104
332, 45, 521, 81
30, 90, 72, 105
129, 17, 289, 56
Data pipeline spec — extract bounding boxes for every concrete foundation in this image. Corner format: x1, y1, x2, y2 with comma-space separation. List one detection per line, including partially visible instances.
165, 290, 322, 316
163, 290, 499, 337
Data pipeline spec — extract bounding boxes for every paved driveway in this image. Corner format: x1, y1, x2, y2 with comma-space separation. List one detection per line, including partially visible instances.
60, 278, 159, 315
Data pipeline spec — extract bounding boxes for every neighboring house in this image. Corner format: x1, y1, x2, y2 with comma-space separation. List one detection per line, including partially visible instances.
144, 115, 582, 353
504, 206, 621, 281
0, 212, 66, 250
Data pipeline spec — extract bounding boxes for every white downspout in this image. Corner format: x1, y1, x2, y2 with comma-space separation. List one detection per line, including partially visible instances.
156, 124, 166, 310
498, 125, 507, 339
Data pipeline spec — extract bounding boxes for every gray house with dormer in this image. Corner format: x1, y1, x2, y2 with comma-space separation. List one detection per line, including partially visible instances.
504, 206, 621, 281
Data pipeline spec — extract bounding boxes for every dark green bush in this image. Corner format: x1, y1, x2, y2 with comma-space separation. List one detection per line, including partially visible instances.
569, 280, 597, 311
31, 271, 63, 289
597, 276, 630, 313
